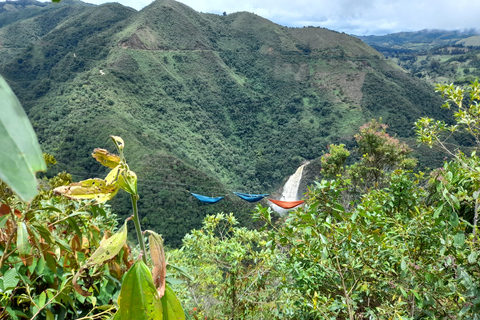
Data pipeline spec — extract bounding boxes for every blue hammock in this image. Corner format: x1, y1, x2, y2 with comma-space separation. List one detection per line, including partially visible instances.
191, 192, 224, 204
233, 192, 269, 203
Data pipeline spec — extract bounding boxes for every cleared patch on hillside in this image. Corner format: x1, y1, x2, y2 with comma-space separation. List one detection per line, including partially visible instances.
313, 71, 366, 106
119, 27, 163, 50
273, 61, 308, 82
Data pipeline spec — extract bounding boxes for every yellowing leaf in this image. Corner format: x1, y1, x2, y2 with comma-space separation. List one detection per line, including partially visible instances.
73, 221, 128, 296
88, 220, 128, 265
54, 178, 119, 204
105, 166, 122, 185
110, 135, 125, 151
92, 148, 121, 169
149, 231, 166, 298
118, 170, 137, 196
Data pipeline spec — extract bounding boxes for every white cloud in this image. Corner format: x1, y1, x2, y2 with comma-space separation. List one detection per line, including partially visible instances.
54, 0, 480, 35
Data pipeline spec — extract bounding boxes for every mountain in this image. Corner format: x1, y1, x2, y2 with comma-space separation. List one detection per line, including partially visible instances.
358, 29, 480, 53
358, 29, 480, 85
0, 0, 448, 246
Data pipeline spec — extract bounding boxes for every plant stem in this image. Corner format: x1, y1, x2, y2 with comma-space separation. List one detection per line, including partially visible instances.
130, 194, 147, 264
474, 193, 479, 241
0, 225, 17, 270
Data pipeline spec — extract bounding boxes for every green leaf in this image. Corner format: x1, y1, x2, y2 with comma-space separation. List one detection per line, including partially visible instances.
119, 260, 163, 320
3, 268, 20, 291
411, 290, 422, 304
38, 291, 46, 308
113, 310, 121, 320
161, 284, 185, 320
31, 222, 55, 245
0, 75, 46, 201
55, 238, 72, 253
5, 307, 18, 320
36, 256, 45, 274
433, 203, 444, 219
45, 309, 55, 320
16, 222, 31, 264
450, 212, 459, 227
89, 220, 128, 265
468, 251, 478, 264
67, 217, 82, 243
454, 232, 465, 247
0, 215, 9, 229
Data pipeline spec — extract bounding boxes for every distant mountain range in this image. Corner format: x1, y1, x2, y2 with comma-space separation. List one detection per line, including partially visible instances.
358, 29, 480, 52
359, 29, 480, 85
0, 0, 450, 246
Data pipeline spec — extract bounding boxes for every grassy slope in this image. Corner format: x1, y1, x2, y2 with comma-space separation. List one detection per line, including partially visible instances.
0, 0, 447, 246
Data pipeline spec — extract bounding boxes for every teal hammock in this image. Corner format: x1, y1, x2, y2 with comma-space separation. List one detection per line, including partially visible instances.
191, 192, 224, 204
233, 192, 269, 203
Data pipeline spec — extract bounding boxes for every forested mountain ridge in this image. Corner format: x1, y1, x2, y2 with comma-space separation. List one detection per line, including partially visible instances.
0, 0, 447, 246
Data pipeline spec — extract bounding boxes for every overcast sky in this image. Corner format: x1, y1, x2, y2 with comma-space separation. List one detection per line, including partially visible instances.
81, 0, 480, 36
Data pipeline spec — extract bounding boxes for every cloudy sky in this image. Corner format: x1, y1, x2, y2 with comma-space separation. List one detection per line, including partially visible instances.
81, 0, 480, 36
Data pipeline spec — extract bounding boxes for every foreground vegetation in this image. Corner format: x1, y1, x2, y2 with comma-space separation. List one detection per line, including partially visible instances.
166, 81, 480, 319
4, 80, 479, 319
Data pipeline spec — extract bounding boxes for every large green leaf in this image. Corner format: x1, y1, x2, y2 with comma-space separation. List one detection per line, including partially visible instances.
161, 284, 185, 320
119, 260, 163, 320
3, 268, 20, 291
0, 75, 46, 201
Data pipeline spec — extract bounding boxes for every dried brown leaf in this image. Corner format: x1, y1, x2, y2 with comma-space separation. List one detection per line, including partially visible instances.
149, 231, 166, 298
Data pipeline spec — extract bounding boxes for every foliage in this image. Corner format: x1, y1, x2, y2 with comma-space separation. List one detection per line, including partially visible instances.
320, 119, 417, 199
54, 136, 185, 320
0, 169, 121, 319
0, 0, 450, 246
169, 213, 288, 320
248, 101, 480, 318
320, 144, 350, 178
416, 79, 480, 235
349, 119, 417, 189
255, 169, 480, 319
0, 75, 46, 201
1, 137, 185, 319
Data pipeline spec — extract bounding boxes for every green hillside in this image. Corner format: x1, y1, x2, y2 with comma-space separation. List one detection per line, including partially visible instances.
0, 0, 448, 246
358, 29, 479, 52
358, 29, 480, 85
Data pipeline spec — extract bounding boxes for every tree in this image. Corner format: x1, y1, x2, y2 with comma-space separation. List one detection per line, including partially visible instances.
415, 79, 480, 236
169, 213, 287, 320
321, 119, 416, 199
